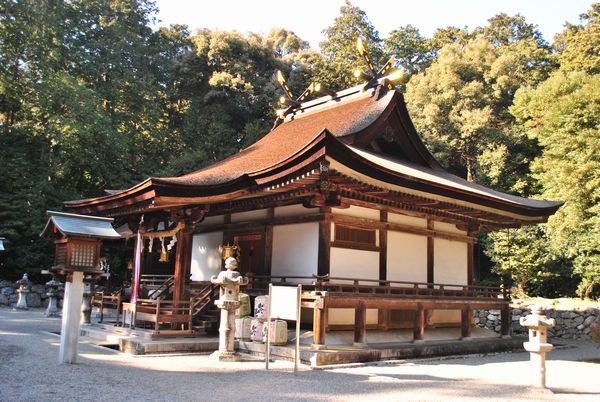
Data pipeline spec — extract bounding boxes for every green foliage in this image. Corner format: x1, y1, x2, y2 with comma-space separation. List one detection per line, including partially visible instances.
384, 25, 434, 76
405, 35, 550, 189
511, 72, 600, 297
553, 4, 600, 74
486, 227, 577, 297
315, 0, 382, 90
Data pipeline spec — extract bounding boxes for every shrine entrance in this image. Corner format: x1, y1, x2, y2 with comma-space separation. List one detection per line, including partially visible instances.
232, 231, 268, 277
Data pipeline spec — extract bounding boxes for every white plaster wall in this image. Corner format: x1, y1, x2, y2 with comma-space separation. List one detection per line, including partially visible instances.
433, 239, 468, 286
434, 221, 466, 235
330, 247, 379, 280
388, 213, 427, 228
274, 204, 318, 218
271, 223, 318, 279
231, 209, 269, 223
201, 215, 224, 226
332, 205, 380, 221
329, 247, 380, 326
190, 232, 223, 281
386, 231, 427, 283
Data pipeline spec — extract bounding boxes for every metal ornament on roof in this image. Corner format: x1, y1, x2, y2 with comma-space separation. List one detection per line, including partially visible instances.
274, 71, 337, 124
354, 37, 406, 92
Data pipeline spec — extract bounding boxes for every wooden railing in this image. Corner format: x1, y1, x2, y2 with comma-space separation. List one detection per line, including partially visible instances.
132, 298, 194, 335
245, 273, 508, 301
92, 290, 123, 323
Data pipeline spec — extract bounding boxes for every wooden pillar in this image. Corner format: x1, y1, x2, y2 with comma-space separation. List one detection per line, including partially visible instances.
427, 220, 434, 285
500, 303, 511, 338
317, 219, 331, 277
379, 210, 388, 330
461, 306, 473, 339
173, 224, 193, 302
264, 225, 273, 276
312, 304, 327, 349
413, 303, 425, 342
379, 210, 388, 281
353, 301, 367, 347
467, 228, 476, 286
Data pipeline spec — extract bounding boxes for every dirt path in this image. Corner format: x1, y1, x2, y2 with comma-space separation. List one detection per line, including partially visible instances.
1, 307, 599, 401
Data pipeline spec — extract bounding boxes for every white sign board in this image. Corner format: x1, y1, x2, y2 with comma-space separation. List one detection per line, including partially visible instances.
269, 286, 299, 320
266, 284, 302, 372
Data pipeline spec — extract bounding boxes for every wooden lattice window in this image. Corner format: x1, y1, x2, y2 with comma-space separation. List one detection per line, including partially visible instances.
332, 224, 378, 251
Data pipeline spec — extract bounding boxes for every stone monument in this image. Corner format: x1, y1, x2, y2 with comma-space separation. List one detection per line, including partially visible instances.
210, 256, 248, 361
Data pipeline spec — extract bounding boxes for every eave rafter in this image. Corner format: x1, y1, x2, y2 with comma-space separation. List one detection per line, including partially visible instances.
327, 172, 524, 228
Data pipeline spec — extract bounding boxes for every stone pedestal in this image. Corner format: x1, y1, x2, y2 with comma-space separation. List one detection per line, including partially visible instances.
59, 271, 84, 364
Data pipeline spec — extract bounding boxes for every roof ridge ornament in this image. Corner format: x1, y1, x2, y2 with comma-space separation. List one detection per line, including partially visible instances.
354, 37, 407, 93
273, 72, 338, 127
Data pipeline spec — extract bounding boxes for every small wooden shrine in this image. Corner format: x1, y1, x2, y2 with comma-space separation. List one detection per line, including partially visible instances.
63, 60, 561, 346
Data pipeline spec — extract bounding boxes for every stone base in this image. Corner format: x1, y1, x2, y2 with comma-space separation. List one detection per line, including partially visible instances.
210, 351, 242, 362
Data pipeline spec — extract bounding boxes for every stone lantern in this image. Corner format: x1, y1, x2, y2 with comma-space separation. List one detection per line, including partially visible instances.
41, 211, 120, 364
210, 256, 248, 361
520, 305, 556, 388
45, 277, 62, 317
15, 273, 31, 310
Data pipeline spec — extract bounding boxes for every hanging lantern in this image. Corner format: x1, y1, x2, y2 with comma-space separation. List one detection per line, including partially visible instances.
159, 237, 169, 263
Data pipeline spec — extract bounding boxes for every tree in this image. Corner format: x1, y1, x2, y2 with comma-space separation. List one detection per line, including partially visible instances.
553, 4, 600, 74
511, 71, 600, 297
384, 25, 434, 76
316, 0, 382, 89
478, 13, 546, 47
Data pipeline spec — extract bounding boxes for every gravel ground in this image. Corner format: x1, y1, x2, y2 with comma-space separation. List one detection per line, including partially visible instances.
1, 307, 599, 402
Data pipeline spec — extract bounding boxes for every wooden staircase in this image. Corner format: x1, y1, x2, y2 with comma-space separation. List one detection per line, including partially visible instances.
188, 281, 220, 334
140, 274, 174, 300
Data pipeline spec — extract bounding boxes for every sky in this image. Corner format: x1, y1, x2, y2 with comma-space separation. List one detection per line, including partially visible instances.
152, 0, 595, 48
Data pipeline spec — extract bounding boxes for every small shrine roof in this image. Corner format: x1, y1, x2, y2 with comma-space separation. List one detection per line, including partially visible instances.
41, 211, 121, 239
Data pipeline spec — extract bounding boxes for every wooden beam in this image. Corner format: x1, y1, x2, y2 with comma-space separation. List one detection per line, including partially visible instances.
501, 303, 510, 337
312, 305, 326, 349
413, 303, 425, 341
353, 301, 367, 346
467, 230, 475, 286
427, 220, 434, 285
173, 224, 193, 303
379, 210, 388, 281
317, 220, 331, 277
264, 224, 273, 276
461, 307, 472, 339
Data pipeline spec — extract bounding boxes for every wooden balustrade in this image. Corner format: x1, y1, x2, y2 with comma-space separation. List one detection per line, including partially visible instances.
244, 273, 508, 301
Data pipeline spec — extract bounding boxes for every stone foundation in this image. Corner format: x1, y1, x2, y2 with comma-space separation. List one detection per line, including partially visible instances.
475, 300, 599, 340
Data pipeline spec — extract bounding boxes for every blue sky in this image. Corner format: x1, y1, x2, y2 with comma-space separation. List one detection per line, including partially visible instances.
153, 0, 595, 48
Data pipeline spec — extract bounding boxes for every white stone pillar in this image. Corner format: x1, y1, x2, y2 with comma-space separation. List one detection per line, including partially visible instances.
59, 271, 84, 364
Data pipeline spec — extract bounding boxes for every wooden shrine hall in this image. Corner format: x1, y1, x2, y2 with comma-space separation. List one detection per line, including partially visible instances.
64, 71, 561, 349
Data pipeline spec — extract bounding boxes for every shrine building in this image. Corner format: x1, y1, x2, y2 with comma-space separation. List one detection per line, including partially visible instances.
63, 76, 561, 349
